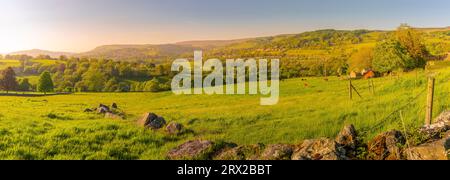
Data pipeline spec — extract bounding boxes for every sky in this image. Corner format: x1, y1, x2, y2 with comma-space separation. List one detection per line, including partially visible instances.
0, 0, 449, 54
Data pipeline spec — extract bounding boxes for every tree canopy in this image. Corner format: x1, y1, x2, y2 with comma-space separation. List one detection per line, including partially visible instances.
372, 39, 414, 73
372, 24, 429, 73
0, 67, 18, 93
18, 78, 32, 91
37, 71, 54, 94
395, 24, 428, 62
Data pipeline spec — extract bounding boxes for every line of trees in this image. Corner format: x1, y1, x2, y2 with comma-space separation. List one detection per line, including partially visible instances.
0, 67, 54, 93
1, 54, 59, 61
1, 54, 175, 92
49, 59, 173, 92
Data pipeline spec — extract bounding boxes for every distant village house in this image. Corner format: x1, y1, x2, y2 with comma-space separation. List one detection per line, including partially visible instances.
350, 69, 376, 79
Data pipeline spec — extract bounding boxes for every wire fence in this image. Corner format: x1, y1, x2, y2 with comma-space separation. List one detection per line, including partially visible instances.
297, 71, 445, 140
356, 72, 450, 141
359, 87, 427, 135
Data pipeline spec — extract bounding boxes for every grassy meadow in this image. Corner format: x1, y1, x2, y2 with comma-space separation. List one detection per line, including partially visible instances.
1, 64, 450, 159
0, 60, 21, 69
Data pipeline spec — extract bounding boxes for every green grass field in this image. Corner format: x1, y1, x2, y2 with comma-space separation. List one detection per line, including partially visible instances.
0, 59, 61, 70
30, 59, 60, 65
0, 60, 21, 69
1, 66, 450, 159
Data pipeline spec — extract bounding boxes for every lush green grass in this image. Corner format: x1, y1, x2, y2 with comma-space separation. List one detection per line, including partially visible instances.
427, 61, 450, 70
30, 59, 61, 65
0, 59, 61, 71
18, 75, 40, 85
1, 66, 450, 159
0, 60, 21, 69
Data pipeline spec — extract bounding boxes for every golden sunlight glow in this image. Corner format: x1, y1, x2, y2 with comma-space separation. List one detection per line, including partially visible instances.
0, 29, 29, 54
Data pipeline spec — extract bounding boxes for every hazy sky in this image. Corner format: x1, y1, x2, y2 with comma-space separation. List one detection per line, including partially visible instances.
0, 0, 449, 53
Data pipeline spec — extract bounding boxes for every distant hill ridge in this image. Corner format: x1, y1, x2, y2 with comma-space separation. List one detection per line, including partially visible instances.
8, 49, 75, 58
7, 26, 450, 61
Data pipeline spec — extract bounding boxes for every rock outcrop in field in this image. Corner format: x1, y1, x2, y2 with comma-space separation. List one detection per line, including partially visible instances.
138, 113, 166, 129
84, 103, 126, 119
166, 122, 183, 135
167, 140, 215, 160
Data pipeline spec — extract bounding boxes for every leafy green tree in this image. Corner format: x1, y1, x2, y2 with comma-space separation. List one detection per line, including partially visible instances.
143, 79, 160, 92
103, 78, 119, 92
58, 81, 74, 92
118, 64, 133, 78
117, 82, 130, 92
37, 71, 54, 94
0, 67, 18, 93
372, 39, 414, 73
426, 42, 445, 56
35, 54, 52, 60
131, 82, 145, 92
395, 24, 428, 63
158, 82, 171, 91
81, 68, 106, 92
74, 81, 87, 92
57, 63, 66, 73
18, 78, 32, 91
59, 55, 67, 61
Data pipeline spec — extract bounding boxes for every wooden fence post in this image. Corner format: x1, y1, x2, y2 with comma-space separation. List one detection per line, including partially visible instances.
368, 79, 375, 95
371, 79, 375, 95
425, 77, 435, 126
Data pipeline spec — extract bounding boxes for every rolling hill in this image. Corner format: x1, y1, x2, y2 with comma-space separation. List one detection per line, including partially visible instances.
75, 29, 386, 61
175, 38, 251, 49
77, 39, 252, 61
8, 49, 75, 58
7, 27, 450, 62
77, 44, 197, 61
